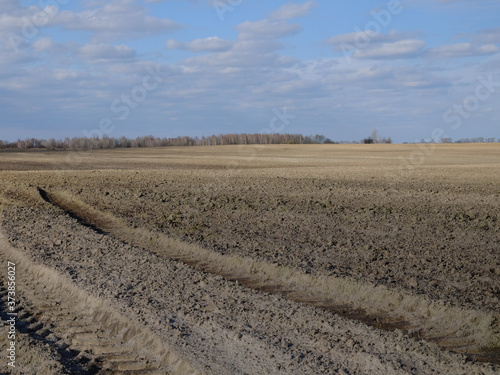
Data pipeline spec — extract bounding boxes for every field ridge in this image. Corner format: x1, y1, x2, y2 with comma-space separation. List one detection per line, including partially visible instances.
0, 210, 204, 375
39, 187, 500, 364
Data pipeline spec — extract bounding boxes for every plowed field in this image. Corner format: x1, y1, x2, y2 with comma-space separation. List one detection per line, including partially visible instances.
1, 144, 499, 374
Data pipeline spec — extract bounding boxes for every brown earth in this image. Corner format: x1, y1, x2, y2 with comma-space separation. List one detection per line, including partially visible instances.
0, 144, 499, 374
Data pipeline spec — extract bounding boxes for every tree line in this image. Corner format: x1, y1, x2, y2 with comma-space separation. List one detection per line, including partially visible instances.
1, 133, 497, 150
440, 137, 497, 144
0, 133, 333, 150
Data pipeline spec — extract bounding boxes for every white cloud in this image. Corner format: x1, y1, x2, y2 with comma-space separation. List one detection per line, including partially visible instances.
273, 78, 322, 95
29, 37, 137, 63
0, 13, 24, 31
52, 0, 181, 42
473, 28, 500, 44
236, 20, 301, 40
353, 40, 426, 60
325, 31, 426, 60
427, 43, 499, 58
77, 43, 137, 62
269, 1, 315, 21
32, 37, 56, 52
325, 30, 412, 47
169, 18, 303, 69
166, 36, 233, 52
52, 68, 82, 81
179, 40, 295, 69
0, 0, 21, 13
1, 1, 499, 142
0, 5, 55, 32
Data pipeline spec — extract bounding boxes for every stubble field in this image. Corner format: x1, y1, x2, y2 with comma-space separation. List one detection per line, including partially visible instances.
0, 144, 499, 374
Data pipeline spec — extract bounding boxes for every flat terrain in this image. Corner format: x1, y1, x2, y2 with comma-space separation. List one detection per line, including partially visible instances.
0, 144, 499, 374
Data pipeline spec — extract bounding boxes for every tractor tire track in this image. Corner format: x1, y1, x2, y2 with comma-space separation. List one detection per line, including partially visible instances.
0, 285, 95, 375
0, 225, 203, 375
3, 193, 500, 374
37, 188, 500, 365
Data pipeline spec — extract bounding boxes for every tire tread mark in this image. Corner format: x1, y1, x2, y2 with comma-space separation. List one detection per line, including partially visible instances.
0, 221, 204, 375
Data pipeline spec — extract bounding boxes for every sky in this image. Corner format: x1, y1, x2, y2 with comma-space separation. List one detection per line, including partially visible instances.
1, 0, 499, 143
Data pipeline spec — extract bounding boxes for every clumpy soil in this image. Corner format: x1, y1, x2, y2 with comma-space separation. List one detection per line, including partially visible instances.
2, 203, 498, 375
1, 144, 500, 373
57, 171, 500, 313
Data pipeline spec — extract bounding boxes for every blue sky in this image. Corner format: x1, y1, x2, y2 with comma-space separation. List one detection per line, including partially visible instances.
1, 0, 499, 143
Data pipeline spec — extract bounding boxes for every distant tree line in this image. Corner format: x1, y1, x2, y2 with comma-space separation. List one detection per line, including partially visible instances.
2, 133, 497, 150
0, 133, 335, 150
440, 137, 497, 144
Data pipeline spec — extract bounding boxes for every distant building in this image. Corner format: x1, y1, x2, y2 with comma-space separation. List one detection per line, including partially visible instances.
362, 137, 374, 144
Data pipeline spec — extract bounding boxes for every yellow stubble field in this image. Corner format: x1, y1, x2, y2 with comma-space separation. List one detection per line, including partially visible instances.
1, 143, 499, 374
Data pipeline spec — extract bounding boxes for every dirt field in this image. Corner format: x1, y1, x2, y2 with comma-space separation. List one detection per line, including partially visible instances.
0, 144, 499, 374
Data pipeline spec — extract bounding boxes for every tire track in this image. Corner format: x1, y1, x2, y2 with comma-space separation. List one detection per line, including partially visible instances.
0, 285, 97, 375
38, 188, 500, 365
0, 222, 204, 375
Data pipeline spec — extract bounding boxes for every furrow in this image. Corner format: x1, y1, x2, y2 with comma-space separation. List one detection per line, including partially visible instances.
0, 218, 204, 375
42, 188, 500, 364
